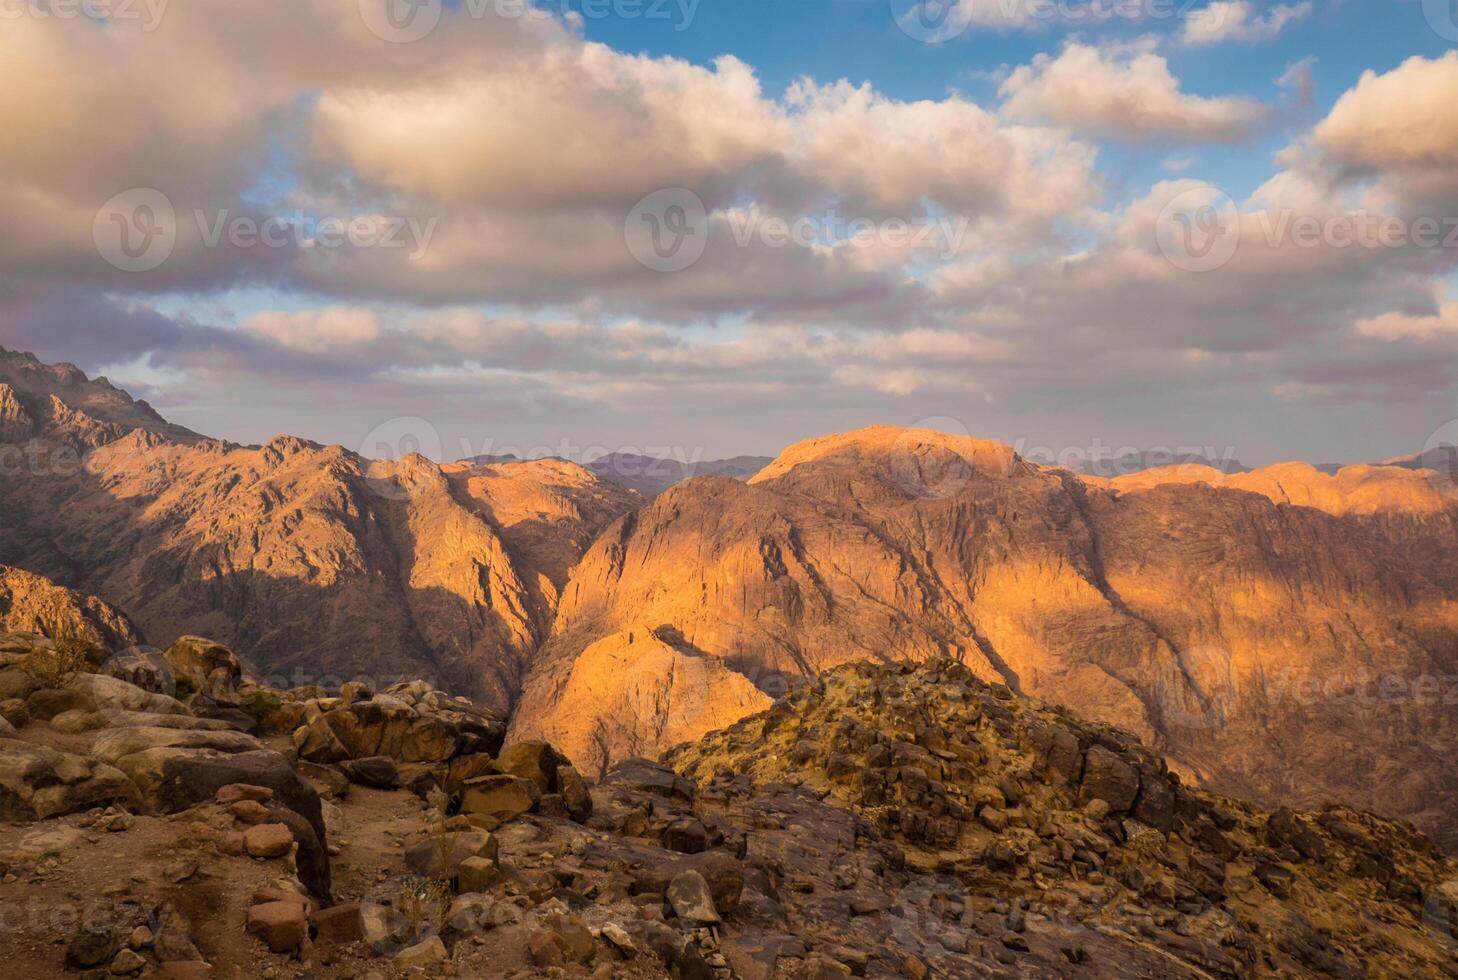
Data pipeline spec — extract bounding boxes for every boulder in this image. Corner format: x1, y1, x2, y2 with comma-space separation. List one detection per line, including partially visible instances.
244, 823, 294, 858
1078, 745, 1140, 815
394, 936, 447, 970
163, 637, 243, 704
631, 849, 744, 914
0, 697, 28, 727
461, 774, 540, 823
312, 903, 363, 946
90, 726, 263, 764
105, 649, 173, 695
605, 758, 696, 802
667, 869, 722, 924
496, 740, 566, 793
0, 666, 39, 701
457, 855, 500, 893
106, 745, 329, 897
557, 764, 594, 822
339, 755, 399, 789
70, 673, 189, 716
48, 709, 107, 733
246, 901, 307, 953
27, 687, 98, 721
0, 737, 138, 819
404, 829, 498, 879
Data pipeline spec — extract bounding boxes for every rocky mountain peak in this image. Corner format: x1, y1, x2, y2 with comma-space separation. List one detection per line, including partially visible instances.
0, 382, 34, 442
0, 346, 204, 446
750, 425, 1024, 487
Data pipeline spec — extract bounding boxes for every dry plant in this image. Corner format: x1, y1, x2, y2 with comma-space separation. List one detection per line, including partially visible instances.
22, 615, 102, 687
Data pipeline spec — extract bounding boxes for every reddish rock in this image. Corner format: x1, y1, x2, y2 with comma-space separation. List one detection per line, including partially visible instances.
229, 800, 271, 824
529, 930, 566, 968
246, 901, 308, 953
251, 887, 309, 910
312, 903, 363, 946
216, 783, 274, 805
244, 823, 294, 859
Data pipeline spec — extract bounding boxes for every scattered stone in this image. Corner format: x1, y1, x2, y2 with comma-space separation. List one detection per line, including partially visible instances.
244, 823, 294, 858
667, 869, 722, 924
246, 901, 309, 953
393, 936, 448, 969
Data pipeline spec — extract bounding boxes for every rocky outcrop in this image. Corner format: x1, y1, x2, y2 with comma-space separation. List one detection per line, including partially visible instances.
0, 383, 32, 442
0, 565, 141, 651
666, 659, 1458, 978
290, 679, 507, 766
515, 425, 1458, 850
4, 625, 1458, 977
0, 346, 202, 445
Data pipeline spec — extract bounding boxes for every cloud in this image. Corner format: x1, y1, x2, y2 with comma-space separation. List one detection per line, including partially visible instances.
1312, 52, 1458, 180
998, 41, 1271, 142
1356, 302, 1458, 343
1182, 0, 1312, 46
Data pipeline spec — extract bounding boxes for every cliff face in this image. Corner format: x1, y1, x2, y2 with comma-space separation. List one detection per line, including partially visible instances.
0, 351, 639, 712
513, 426, 1458, 848
0, 563, 141, 650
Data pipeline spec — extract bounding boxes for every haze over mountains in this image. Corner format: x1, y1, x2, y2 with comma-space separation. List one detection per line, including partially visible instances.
5, 346, 1458, 849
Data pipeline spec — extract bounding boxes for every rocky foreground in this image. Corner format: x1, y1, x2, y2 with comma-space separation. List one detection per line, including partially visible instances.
3, 625, 1458, 979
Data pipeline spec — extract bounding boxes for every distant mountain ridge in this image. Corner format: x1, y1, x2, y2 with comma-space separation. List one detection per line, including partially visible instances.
460, 450, 775, 497
4, 349, 1458, 848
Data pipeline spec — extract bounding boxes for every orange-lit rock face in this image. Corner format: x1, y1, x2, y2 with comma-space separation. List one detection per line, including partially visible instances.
0, 358, 638, 712
514, 426, 1458, 848
0, 564, 141, 650
5, 358, 1458, 851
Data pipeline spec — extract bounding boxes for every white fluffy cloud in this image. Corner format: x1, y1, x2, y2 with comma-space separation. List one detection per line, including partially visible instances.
999, 41, 1271, 142
1312, 53, 1458, 182
1182, 1, 1312, 46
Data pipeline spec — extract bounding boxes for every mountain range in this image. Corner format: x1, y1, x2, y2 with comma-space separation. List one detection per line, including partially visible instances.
4, 346, 1458, 850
